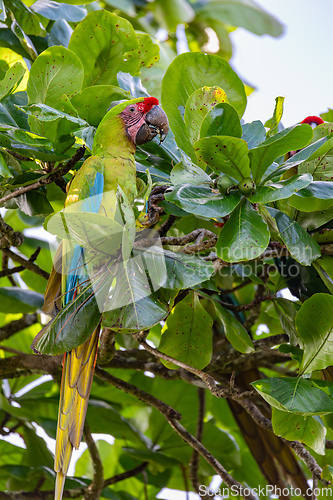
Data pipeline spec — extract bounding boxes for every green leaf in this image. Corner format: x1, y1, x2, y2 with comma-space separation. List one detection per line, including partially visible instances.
27, 45, 84, 107
68, 11, 140, 88
265, 96, 285, 137
170, 156, 211, 186
274, 298, 300, 345
194, 135, 250, 182
313, 255, 333, 294
140, 247, 214, 290
0, 152, 11, 177
161, 52, 246, 155
71, 85, 129, 127
159, 292, 213, 370
152, 0, 194, 32
289, 181, 333, 212
165, 183, 242, 219
216, 199, 270, 262
251, 377, 333, 415
249, 124, 313, 183
31, 283, 102, 355
298, 134, 333, 182
122, 448, 179, 468
241, 120, 266, 149
296, 293, 333, 374
7, 0, 45, 36
0, 287, 43, 313
265, 207, 321, 265
184, 86, 227, 147
0, 62, 25, 101
0, 124, 58, 160
102, 289, 168, 334
196, 0, 284, 37
136, 32, 160, 69
249, 173, 312, 203
200, 102, 242, 140
31, 0, 87, 22
272, 408, 326, 455
214, 300, 254, 353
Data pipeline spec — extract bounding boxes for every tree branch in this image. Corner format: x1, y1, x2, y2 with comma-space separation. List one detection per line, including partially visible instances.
189, 388, 208, 498
0, 214, 24, 248
83, 423, 104, 500
0, 314, 38, 341
1, 247, 49, 280
0, 147, 85, 207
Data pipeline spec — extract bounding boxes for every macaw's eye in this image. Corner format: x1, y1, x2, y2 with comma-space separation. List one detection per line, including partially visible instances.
129, 107, 135, 112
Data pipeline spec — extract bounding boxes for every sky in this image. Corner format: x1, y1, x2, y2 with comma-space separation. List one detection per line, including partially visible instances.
230, 0, 333, 127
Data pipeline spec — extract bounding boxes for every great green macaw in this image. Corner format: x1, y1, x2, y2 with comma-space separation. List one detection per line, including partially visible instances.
39, 97, 169, 500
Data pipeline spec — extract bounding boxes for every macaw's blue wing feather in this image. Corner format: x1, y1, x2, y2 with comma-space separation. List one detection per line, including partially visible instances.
64, 172, 105, 305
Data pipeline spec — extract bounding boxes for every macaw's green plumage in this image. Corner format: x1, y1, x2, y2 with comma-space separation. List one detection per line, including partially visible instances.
40, 97, 169, 500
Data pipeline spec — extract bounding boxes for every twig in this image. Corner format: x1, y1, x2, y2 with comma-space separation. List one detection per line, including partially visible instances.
1, 252, 16, 285
217, 292, 276, 312
104, 462, 148, 487
1, 247, 49, 280
157, 214, 177, 236
160, 228, 216, 247
0, 214, 24, 248
0, 313, 38, 341
0, 146, 85, 207
189, 388, 208, 497
83, 423, 104, 500
139, 340, 255, 400
0, 247, 42, 279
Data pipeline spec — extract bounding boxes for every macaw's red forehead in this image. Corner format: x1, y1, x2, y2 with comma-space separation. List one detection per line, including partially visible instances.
137, 97, 159, 113
301, 115, 324, 125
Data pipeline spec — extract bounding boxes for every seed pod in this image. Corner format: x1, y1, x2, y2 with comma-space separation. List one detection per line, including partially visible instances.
237, 177, 256, 197
215, 175, 235, 195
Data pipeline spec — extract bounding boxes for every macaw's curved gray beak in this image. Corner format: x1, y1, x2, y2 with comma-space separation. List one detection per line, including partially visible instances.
135, 105, 169, 145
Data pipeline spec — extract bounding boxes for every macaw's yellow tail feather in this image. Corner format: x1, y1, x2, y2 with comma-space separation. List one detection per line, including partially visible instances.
54, 327, 100, 500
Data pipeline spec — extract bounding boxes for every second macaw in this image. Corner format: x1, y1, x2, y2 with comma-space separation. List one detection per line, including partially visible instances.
39, 96, 169, 500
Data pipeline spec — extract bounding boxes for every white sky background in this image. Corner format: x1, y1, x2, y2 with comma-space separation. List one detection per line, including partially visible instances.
230, 0, 333, 127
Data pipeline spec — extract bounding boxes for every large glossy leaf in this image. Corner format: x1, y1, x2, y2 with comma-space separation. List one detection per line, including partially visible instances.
200, 102, 242, 139
216, 199, 270, 262
296, 294, 333, 374
289, 181, 333, 212
71, 85, 129, 126
195, 135, 251, 181
161, 52, 246, 155
196, 0, 284, 37
22, 103, 87, 126
31, 0, 87, 22
170, 156, 211, 186
31, 283, 102, 355
152, 0, 194, 32
298, 134, 333, 182
139, 246, 214, 290
265, 207, 321, 266
7, 0, 45, 36
159, 292, 213, 370
249, 124, 313, 183
241, 120, 266, 149
214, 301, 254, 353
252, 377, 333, 415
27, 45, 84, 107
184, 86, 227, 147
0, 287, 43, 313
68, 11, 140, 88
0, 62, 25, 101
249, 173, 312, 204
0, 124, 59, 160
165, 183, 242, 218
313, 255, 333, 294
272, 408, 326, 455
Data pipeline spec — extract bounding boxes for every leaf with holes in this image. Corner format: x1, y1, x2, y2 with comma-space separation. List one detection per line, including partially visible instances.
68, 11, 140, 88
249, 173, 312, 204
161, 52, 246, 156
195, 136, 250, 182
200, 102, 242, 140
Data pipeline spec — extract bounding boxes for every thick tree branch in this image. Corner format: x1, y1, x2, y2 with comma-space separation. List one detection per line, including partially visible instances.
0, 214, 24, 248
0, 314, 38, 341
0, 147, 85, 207
189, 388, 208, 498
1, 247, 49, 280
